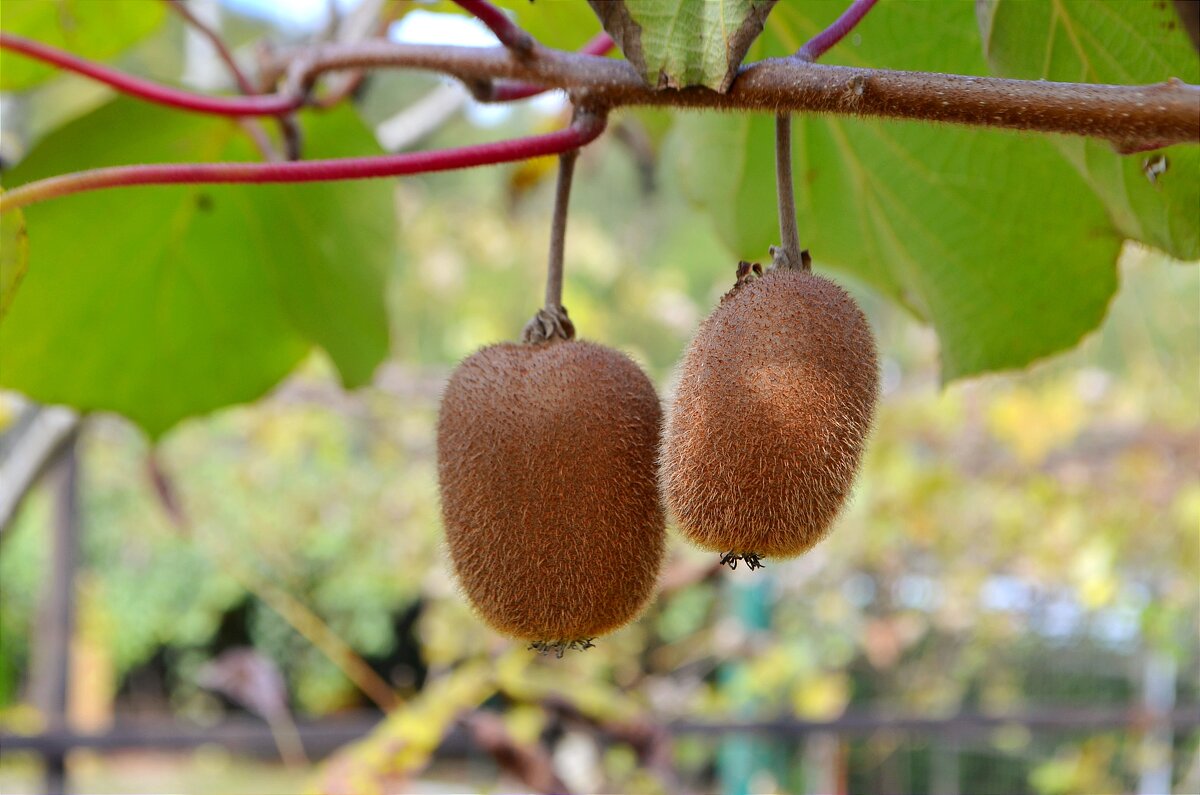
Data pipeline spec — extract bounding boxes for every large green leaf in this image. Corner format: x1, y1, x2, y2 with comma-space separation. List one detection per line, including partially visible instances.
979, 0, 1200, 261
672, 1, 1124, 379
587, 0, 777, 91
0, 100, 393, 437
0, 199, 29, 320
0, 0, 166, 91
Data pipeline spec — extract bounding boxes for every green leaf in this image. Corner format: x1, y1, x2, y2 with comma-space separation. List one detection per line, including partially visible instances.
0, 99, 393, 437
673, 1, 1123, 379
587, 0, 777, 91
0, 200, 29, 320
979, 0, 1200, 260
0, 0, 166, 91
237, 108, 394, 390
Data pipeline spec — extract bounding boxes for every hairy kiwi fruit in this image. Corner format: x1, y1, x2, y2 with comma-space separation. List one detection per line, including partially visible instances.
662, 264, 879, 563
437, 339, 665, 646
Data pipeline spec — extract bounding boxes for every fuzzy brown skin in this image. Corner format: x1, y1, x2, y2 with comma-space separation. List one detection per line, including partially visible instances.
437, 339, 666, 642
662, 269, 879, 558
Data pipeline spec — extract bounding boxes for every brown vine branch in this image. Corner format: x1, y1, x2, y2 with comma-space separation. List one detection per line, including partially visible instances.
281, 42, 1199, 151
2, 33, 1197, 214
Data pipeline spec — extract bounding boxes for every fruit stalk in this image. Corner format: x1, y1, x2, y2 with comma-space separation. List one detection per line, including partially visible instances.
522, 123, 586, 344
772, 114, 807, 272
544, 149, 576, 312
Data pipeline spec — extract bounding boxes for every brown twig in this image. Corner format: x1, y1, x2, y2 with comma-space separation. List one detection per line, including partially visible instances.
165, 0, 257, 94
280, 41, 1199, 151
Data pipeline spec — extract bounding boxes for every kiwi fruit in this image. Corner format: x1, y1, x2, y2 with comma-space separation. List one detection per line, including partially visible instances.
437, 338, 665, 649
661, 262, 879, 565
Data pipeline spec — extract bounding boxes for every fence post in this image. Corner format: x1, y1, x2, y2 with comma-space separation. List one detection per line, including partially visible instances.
1138, 649, 1176, 795
28, 431, 80, 795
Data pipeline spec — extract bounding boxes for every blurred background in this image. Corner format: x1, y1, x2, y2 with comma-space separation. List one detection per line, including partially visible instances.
0, 1, 1197, 794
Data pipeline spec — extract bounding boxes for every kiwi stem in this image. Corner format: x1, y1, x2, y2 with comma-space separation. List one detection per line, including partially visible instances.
545, 147, 577, 311
522, 139, 580, 343
771, 114, 809, 272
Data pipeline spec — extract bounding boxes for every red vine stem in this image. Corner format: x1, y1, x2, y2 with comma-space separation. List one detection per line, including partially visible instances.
0, 32, 302, 117
797, 0, 880, 62
0, 112, 607, 213
452, 0, 535, 56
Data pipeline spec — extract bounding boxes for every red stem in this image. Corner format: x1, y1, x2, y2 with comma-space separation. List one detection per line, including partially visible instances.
796, 0, 880, 61
489, 33, 614, 102
0, 32, 302, 116
580, 32, 617, 57
0, 113, 607, 212
452, 0, 534, 56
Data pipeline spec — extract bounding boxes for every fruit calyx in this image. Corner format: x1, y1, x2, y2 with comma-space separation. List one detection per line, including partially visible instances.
521, 303, 575, 344
720, 260, 764, 303
768, 245, 813, 273
528, 637, 596, 658
719, 551, 766, 571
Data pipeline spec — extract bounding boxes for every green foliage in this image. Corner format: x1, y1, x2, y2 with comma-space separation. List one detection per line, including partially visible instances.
0, 0, 166, 91
587, 0, 776, 91
0, 100, 392, 437
0, 199, 28, 319
980, 0, 1200, 261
